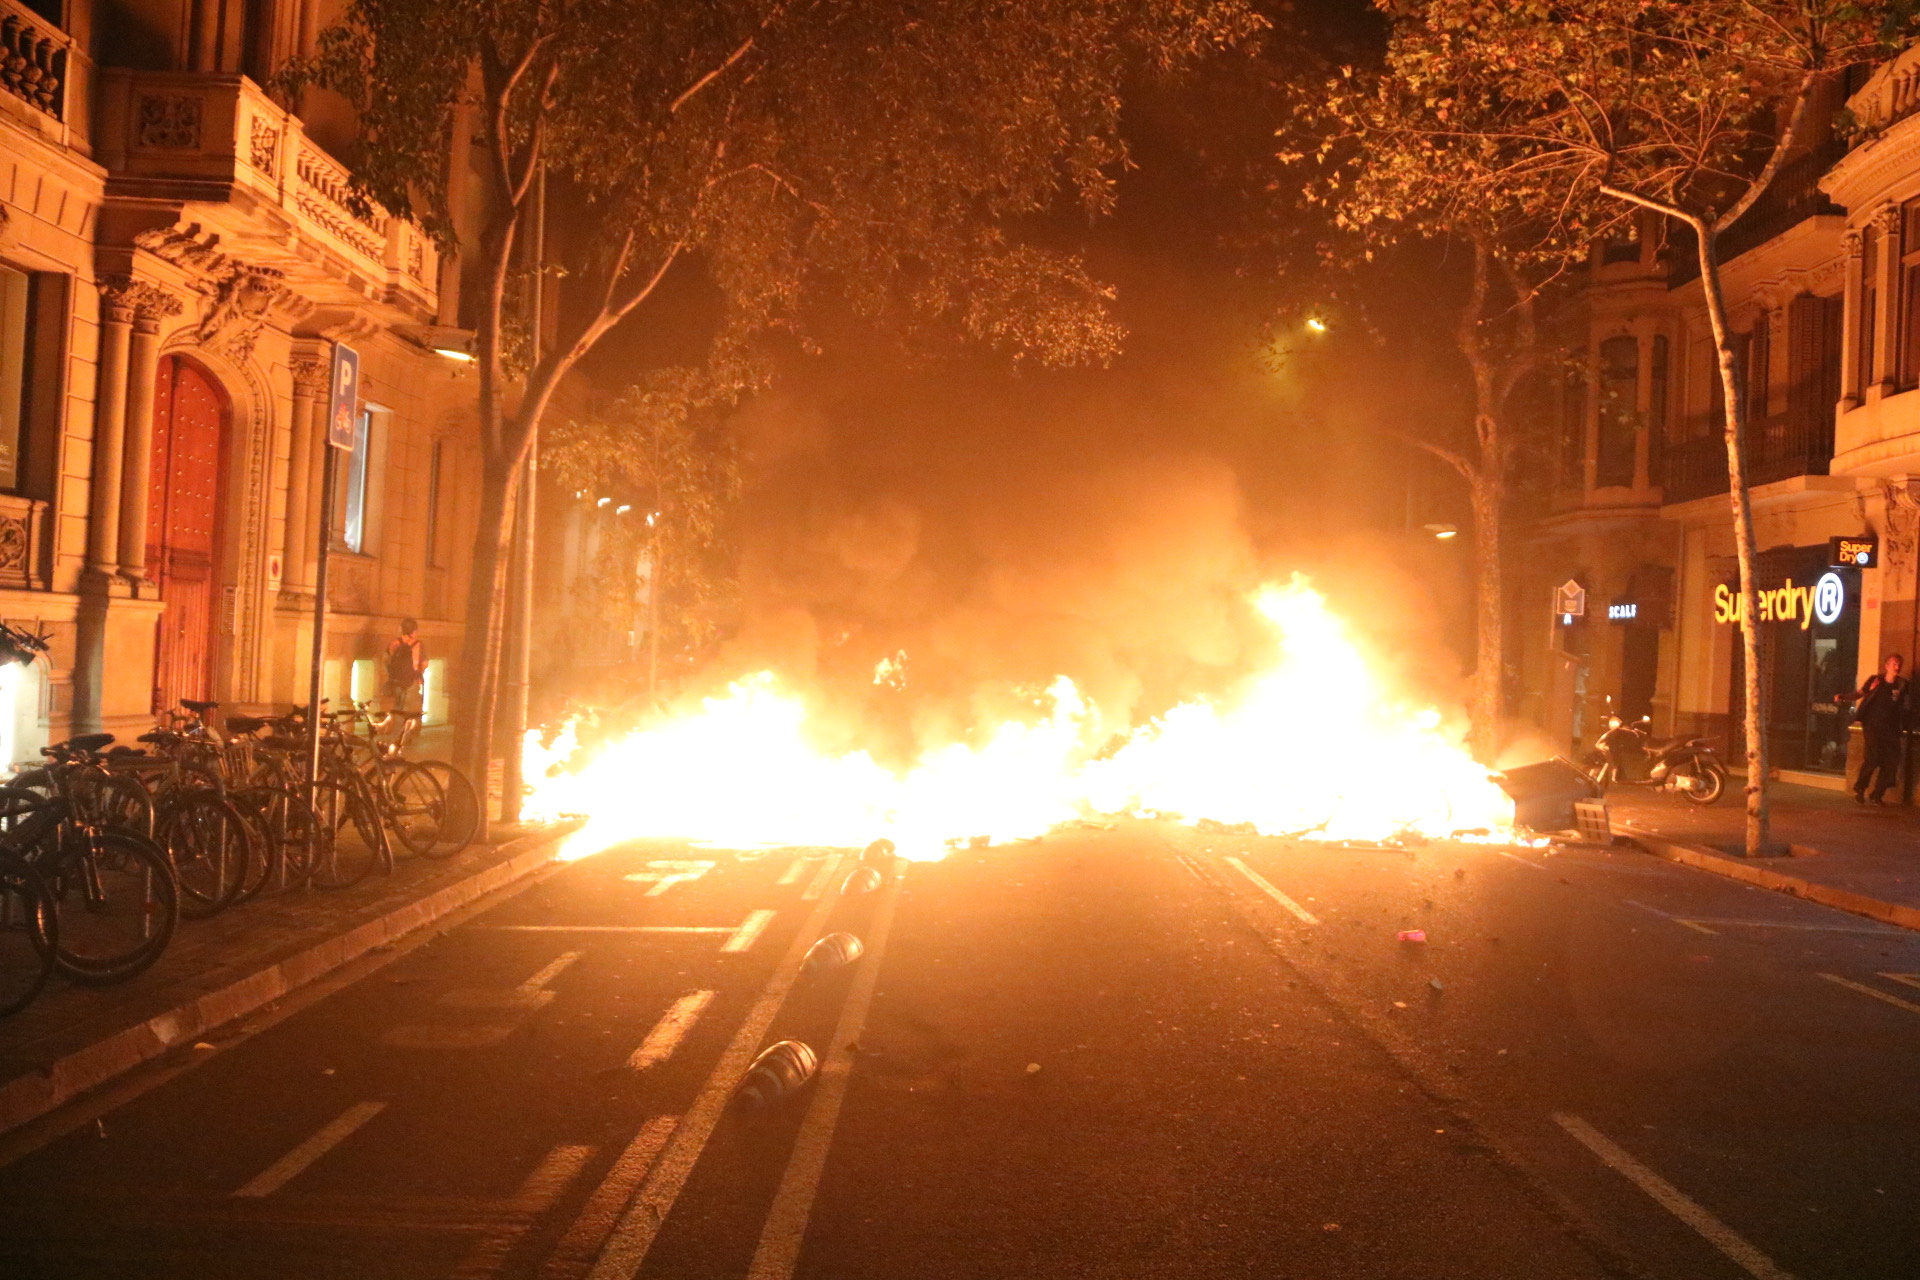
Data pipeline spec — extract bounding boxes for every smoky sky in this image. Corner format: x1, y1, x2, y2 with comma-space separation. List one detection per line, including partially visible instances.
582, 2, 1480, 754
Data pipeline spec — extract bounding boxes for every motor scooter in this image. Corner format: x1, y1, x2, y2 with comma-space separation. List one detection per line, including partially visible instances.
1587, 715, 1726, 805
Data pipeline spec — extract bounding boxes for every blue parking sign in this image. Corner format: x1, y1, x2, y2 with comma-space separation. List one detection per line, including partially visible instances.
328, 343, 360, 449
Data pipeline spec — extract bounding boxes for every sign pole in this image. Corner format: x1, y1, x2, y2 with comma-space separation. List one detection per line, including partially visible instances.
307, 342, 360, 787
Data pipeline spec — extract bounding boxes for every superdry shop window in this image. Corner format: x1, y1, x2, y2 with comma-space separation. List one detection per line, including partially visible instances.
1718, 547, 1860, 773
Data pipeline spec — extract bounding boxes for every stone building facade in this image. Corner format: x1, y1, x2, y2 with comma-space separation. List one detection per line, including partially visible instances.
0, 0, 483, 760
1520, 52, 1920, 795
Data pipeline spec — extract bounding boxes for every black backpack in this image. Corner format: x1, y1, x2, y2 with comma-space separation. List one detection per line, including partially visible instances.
386, 638, 419, 685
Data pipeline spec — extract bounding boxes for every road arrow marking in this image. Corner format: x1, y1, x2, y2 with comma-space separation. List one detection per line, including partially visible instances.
622, 860, 717, 897
449, 1143, 593, 1280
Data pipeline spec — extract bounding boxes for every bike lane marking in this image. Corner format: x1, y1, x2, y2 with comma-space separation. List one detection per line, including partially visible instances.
1623, 899, 1719, 935
233, 1100, 388, 1198
1224, 856, 1319, 925
539, 1117, 678, 1279
800, 853, 845, 901
723, 909, 778, 952
579, 875, 845, 1279
627, 991, 716, 1070
744, 863, 904, 1280
1553, 1113, 1797, 1280
447, 1142, 594, 1280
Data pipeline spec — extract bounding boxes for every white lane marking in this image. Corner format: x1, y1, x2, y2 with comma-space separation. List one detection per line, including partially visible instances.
448, 1143, 593, 1280
540, 1118, 678, 1279
233, 1101, 388, 1198
383, 1022, 523, 1049
1623, 899, 1718, 935
476, 925, 732, 934
1553, 1113, 1796, 1280
800, 853, 845, 901
776, 858, 806, 887
521, 951, 583, 992
583, 873, 849, 1279
722, 909, 777, 953
623, 860, 716, 897
745, 867, 903, 1279
628, 991, 716, 1070
1820, 972, 1920, 1016
1684, 918, 1902, 936
1879, 972, 1920, 991
1496, 849, 1549, 871
1224, 857, 1319, 925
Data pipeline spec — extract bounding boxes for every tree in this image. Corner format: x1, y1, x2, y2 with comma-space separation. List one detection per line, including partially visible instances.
286, 0, 1266, 793
544, 367, 745, 698
1310, 0, 1915, 855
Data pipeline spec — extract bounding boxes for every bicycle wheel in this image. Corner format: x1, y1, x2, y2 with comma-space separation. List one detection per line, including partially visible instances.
0, 854, 56, 1017
47, 830, 178, 985
387, 760, 480, 858
154, 791, 250, 918
307, 780, 382, 890
227, 784, 307, 898
72, 771, 154, 838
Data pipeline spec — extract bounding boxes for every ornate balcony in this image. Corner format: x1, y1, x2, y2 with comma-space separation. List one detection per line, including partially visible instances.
1662, 412, 1835, 505
0, 0, 83, 146
96, 71, 437, 320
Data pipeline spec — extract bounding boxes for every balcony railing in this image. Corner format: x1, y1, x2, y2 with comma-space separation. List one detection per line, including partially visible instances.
0, 0, 70, 123
99, 71, 437, 316
1668, 139, 1847, 284
1661, 411, 1835, 504
1847, 44, 1920, 136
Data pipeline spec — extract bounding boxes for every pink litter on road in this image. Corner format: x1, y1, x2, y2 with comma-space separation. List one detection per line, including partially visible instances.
1396, 929, 1427, 943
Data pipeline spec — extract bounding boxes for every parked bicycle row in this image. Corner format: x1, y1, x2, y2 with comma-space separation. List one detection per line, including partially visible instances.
0, 697, 482, 1019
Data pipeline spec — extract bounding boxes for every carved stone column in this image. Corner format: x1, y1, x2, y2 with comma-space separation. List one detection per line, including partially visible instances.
86, 279, 137, 579
285, 357, 327, 593
117, 288, 183, 583
1872, 206, 1902, 395
1841, 228, 1866, 409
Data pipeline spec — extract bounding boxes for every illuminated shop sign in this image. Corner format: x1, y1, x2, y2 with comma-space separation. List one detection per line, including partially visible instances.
1830, 535, 1878, 569
1607, 601, 1638, 622
1713, 572, 1847, 630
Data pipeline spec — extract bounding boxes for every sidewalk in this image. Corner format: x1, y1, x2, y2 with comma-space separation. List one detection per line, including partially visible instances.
1605, 781, 1920, 931
0, 817, 581, 1137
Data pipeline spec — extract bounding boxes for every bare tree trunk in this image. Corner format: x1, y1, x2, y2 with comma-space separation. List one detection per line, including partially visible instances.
452, 459, 518, 821
1468, 466, 1503, 762
1694, 223, 1771, 856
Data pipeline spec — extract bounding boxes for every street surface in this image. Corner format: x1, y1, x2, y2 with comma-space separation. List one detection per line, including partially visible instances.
0, 823, 1915, 1278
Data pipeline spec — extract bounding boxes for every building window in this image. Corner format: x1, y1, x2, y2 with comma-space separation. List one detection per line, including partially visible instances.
1648, 334, 1669, 481
1746, 316, 1771, 421
1595, 335, 1638, 488
1559, 353, 1588, 489
0, 264, 37, 492
425, 440, 447, 568
1903, 200, 1920, 389
1788, 293, 1844, 455
331, 406, 376, 554
1860, 224, 1880, 393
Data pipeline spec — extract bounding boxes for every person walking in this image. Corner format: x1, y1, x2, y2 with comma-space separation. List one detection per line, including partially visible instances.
1852, 653, 1909, 805
383, 618, 426, 718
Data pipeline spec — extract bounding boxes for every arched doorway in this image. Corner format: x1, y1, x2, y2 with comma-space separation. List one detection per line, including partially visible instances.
148, 355, 230, 714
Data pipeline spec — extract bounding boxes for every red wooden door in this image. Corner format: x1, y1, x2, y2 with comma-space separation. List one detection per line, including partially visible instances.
147, 357, 228, 714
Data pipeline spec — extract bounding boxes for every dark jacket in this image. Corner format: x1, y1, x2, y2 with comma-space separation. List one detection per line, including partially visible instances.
1855, 674, 1910, 733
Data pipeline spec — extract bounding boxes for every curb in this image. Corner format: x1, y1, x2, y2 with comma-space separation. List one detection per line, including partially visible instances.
1618, 822, 1920, 934
0, 819, 582, 1137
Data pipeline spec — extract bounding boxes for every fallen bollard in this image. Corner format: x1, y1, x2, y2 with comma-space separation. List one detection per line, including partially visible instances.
862, 838, 896, 866
803, 931, 865, 977
841, 865, 884, 896
735, 1040, 819, 1112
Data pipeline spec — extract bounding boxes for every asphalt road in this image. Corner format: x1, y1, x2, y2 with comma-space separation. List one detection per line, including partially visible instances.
0, 822, 1914, 1279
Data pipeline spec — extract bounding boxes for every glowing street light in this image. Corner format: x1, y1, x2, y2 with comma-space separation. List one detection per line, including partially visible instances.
1305, 316, 1328, 333
1423, 522, 1459, 541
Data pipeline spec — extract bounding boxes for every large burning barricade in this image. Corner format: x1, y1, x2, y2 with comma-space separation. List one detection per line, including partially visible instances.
523, 577, 1518, 860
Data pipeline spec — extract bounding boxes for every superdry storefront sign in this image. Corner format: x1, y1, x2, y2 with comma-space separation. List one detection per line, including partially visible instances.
1712, 572, 1847, 629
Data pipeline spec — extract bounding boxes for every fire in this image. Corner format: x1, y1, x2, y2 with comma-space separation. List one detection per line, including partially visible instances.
523, 576, 1515, 860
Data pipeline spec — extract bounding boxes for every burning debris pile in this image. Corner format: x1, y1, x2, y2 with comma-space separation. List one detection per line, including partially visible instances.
523, 577, 1516, 861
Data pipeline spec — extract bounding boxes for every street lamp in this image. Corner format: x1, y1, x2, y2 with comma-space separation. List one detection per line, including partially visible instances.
1305, 316, 1328, 333
1423, 522, 1459, 540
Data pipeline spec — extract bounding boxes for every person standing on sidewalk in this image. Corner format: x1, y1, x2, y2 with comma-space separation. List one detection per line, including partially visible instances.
383, 618, 426, 718
1851, 653, 1909, 805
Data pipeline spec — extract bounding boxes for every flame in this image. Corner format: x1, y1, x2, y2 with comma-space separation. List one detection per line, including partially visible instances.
524, 576, 1515, 861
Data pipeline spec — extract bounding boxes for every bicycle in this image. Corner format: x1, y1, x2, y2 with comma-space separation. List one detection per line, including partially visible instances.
0, 836, 57, 1016
335, 702, 480, 860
